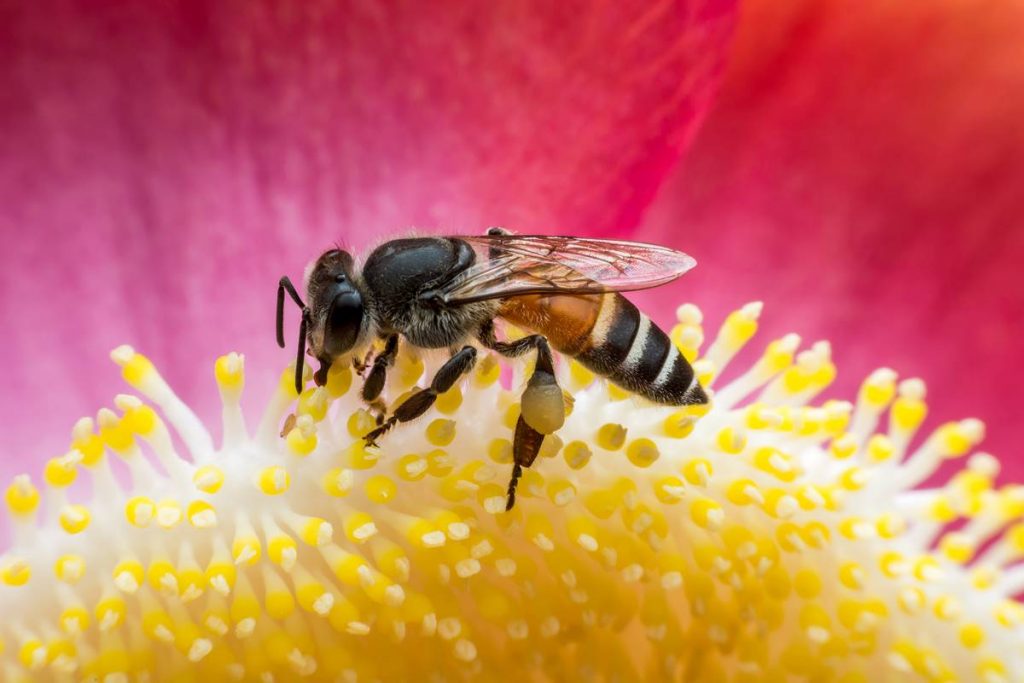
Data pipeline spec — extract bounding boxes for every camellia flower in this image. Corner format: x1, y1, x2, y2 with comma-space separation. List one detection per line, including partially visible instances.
2, 302, 1022, 680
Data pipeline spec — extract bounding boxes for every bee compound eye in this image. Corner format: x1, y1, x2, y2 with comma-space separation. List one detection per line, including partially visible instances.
323, 289, 364, 357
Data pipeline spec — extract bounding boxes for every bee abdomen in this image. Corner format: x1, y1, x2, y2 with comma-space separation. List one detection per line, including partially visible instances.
576, 294, 707, 406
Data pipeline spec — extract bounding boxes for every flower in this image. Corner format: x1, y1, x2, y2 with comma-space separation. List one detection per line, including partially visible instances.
3, 302, 1021, 681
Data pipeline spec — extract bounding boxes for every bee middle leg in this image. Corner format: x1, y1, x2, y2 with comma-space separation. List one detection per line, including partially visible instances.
477, 322, 563, 510
363, 345, 477, 447
361, 334, 399, 402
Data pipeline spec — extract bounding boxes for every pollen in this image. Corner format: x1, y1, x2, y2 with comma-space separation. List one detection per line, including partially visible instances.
1, 301, 1021, 681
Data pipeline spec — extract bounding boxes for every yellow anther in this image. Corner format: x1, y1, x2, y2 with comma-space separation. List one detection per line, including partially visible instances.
122, 402, 158, 436
5, 475, 40, 516
545, 479, 576, 507
155, 499, 184, 528
59, 605, 90, 635
994, 600, 1024, 628
98, 410, 134, 452
859, 368, 897, 408
912, 556, 943, 582
214, 352, 245, 389
562, 440, 592, 470
485, 438, 512, 465
938, 532, 974, 564
344, 512, 378, 543
653, 476, 686, 504
744, 403, 773, 430
295, 571, 334, 615
935, 419, 984, 458
927, 495, 957, 523
828, 433, 857, 459
839, 562, 865, 590
192, 465, 224, 494
54, 554, 85, 584
18, 640, 45, 670
762, 336, 797, 372
971, 566, 999, 591
596, 423, 627, 451
1, 557, 30, 586
232, 526, 262, 566
879, 551, 909, 578
715, 426, 746, 454
933, 595, 961, 620
267, 533, 298, 569
325, 361, 353, 396
347, 409, 378, 438
44, 454, 79, 488
875, 513, 906, 539
694, 358, 716, 387
426, 418, 457, 446
690, 498, 724, 530
721, 304, 760, 350
839, 467, 867, 491
427, 448, 455, 477
112, 346, 155, 387
763, 488, 799, 518
297, 387, 330, 422
682, 458, 713, 486
891, 390, 928, 432
727, 479, 763, 506
625, 438, 660, 467
957, 623, 985, 649
95, 593, 126, 630
822, 400, 852, 435
793, 568, 822, 599
396, 453, 430, 481
753, 447, 799, 482
72, 432, 104, 467
800, 521, 831, 548
147, 557, 179, 596
125, 496, 156, 527
187, 500, 217, 528
569, 360, 595, 388
59, 504, 91, 534
113, 558, 144, 593
662, 410, 696, 439
436, 386, 463, 414
323, 467, 355, 497
365, 474, 398, 503
525, 513, 556, 551
257, 466, 290, 495
502, 402, 520, 430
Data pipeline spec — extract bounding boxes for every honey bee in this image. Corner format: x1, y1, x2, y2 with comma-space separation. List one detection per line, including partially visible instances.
277, 228, 708, 509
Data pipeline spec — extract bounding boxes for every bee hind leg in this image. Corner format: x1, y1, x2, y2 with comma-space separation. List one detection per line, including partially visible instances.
477, 322, 565, 510
363, 345, 477, 447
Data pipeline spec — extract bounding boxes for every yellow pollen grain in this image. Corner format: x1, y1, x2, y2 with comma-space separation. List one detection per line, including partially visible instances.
54, 554, 86, 584
187, 500, 217, 529
214, 352, 244, 389
347, 409, 377, 438
192, 465, 224, 494
562, 440, 592, 470
5, 475, 40, 516
43, 455, 78, 488
426, 419, 457, 447
125, 496, 156, 528
1, 557, 31, 586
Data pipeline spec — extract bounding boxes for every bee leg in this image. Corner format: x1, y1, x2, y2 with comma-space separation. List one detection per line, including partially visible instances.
361, 335, 399, 402
477, 322, 565, 510
363, 345, 477, 447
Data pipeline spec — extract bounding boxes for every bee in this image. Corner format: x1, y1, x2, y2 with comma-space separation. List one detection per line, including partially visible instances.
277, 228, 708, 509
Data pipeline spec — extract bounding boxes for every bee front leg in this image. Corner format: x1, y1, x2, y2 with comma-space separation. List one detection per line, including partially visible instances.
477, 322, 565, 510
361, 334, 399, 402
363, 345, 477, 448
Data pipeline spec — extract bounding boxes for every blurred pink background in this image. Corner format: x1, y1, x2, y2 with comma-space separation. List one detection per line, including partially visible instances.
1, 0, 1021, 481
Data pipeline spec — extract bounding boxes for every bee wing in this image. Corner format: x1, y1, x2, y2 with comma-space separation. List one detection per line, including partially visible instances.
438, 235, 696, 304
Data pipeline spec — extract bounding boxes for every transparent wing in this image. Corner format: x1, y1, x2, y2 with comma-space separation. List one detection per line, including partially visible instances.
438, 234, 696, 304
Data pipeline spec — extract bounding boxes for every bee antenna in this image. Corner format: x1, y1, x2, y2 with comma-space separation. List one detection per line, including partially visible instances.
294, 308, 309, 395
277, 276, 305, 348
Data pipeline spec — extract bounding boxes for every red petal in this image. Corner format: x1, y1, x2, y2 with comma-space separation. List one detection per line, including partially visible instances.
0, 2, 735, 475
638, 0, 1024, 477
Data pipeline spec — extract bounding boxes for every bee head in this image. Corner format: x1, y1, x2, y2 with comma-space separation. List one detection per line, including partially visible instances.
277, 249, 367, 394
305, 249, 367, 383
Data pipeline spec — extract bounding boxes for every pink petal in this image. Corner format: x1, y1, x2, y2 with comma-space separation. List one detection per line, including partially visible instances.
0, 2, 736, 476
637, 0, 1024, 476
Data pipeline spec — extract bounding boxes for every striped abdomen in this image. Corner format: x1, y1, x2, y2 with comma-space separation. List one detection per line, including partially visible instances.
498, 293, 707, 406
